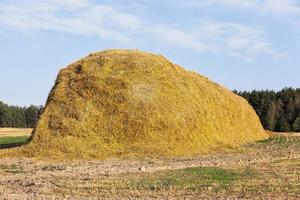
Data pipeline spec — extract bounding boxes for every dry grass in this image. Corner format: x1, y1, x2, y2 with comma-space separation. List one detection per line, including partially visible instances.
267, 131, 300, 137
0, 128, 32, 137
50, 167, 258, 198
0, 134, 298, 199
41, 135, 300, 199
49, 135, 300, 198
50, 163, 299, 199
9, 49, 266, 160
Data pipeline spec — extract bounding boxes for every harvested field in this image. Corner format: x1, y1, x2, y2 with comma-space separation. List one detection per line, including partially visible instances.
0, 129, 32, 150
0, 128, 32, 137
0, 133, 299, 199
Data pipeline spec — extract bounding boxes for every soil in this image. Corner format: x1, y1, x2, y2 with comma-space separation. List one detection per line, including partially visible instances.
0, 134, 299, 199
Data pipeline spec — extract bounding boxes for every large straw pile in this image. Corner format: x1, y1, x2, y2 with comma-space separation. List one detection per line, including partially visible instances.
22, 50, 267, 159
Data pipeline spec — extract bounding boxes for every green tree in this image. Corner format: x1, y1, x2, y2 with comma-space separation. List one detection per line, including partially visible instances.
276, 117, 291, 132
236, 88, 300, 132
0, 102, 6, 127
25, 105, 41, 128
265, 102, 278, 131
293, 116, 300, 131
10, 106, 26, 128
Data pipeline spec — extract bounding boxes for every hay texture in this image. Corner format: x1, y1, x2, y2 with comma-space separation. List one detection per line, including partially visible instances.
23, 50, 267, 159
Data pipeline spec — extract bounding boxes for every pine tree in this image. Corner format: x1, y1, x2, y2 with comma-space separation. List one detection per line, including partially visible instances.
293, 116, 300, 132
276, 117, 291, 132
0, 102, 5, 127
25, 105, 41, 128
265, 102, 278, 131
236, 88, 300, 132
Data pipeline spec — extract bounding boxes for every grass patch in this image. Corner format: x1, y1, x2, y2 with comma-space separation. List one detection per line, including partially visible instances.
130, 167, 255, 191
257, 136, 300, 149
53, 166, 256, 196
257, 137, 275, 144
49, 157, 300, 198
42, 165, 66, 171
0, 136, 30, 149
0, 164, 24, 174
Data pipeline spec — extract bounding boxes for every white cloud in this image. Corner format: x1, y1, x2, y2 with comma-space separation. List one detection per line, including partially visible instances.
187, 0, 256, 9
0, 0, 284, 60
140, 21, 284, 60
263, 0, 300, 15
186, 0, 300, 16
144, 25, 207, 52
49, 0, 92, 8
178, 21, 283, 60
0, 0, 140, 43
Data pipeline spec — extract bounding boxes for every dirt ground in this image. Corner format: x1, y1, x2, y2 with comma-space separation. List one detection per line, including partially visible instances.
0, 132, 299, 199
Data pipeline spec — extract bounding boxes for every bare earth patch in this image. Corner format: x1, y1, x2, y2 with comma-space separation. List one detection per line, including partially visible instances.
0, 134, 299, 199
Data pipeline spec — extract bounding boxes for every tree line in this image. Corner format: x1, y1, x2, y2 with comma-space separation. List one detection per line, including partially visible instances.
0, 101, 43, 128
234, 88, 300, 132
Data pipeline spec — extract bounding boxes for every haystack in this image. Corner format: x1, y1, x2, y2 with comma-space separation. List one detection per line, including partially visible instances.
23, 50, 267, 159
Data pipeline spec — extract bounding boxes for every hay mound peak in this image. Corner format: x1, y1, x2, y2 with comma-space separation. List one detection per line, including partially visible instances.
23, 49, 267, 159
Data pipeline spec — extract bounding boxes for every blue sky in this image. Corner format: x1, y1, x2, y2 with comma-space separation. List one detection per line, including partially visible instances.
0, 0, 300, 106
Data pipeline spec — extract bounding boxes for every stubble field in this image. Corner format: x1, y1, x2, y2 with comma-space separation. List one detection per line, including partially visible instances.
0, 128, 299, 199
